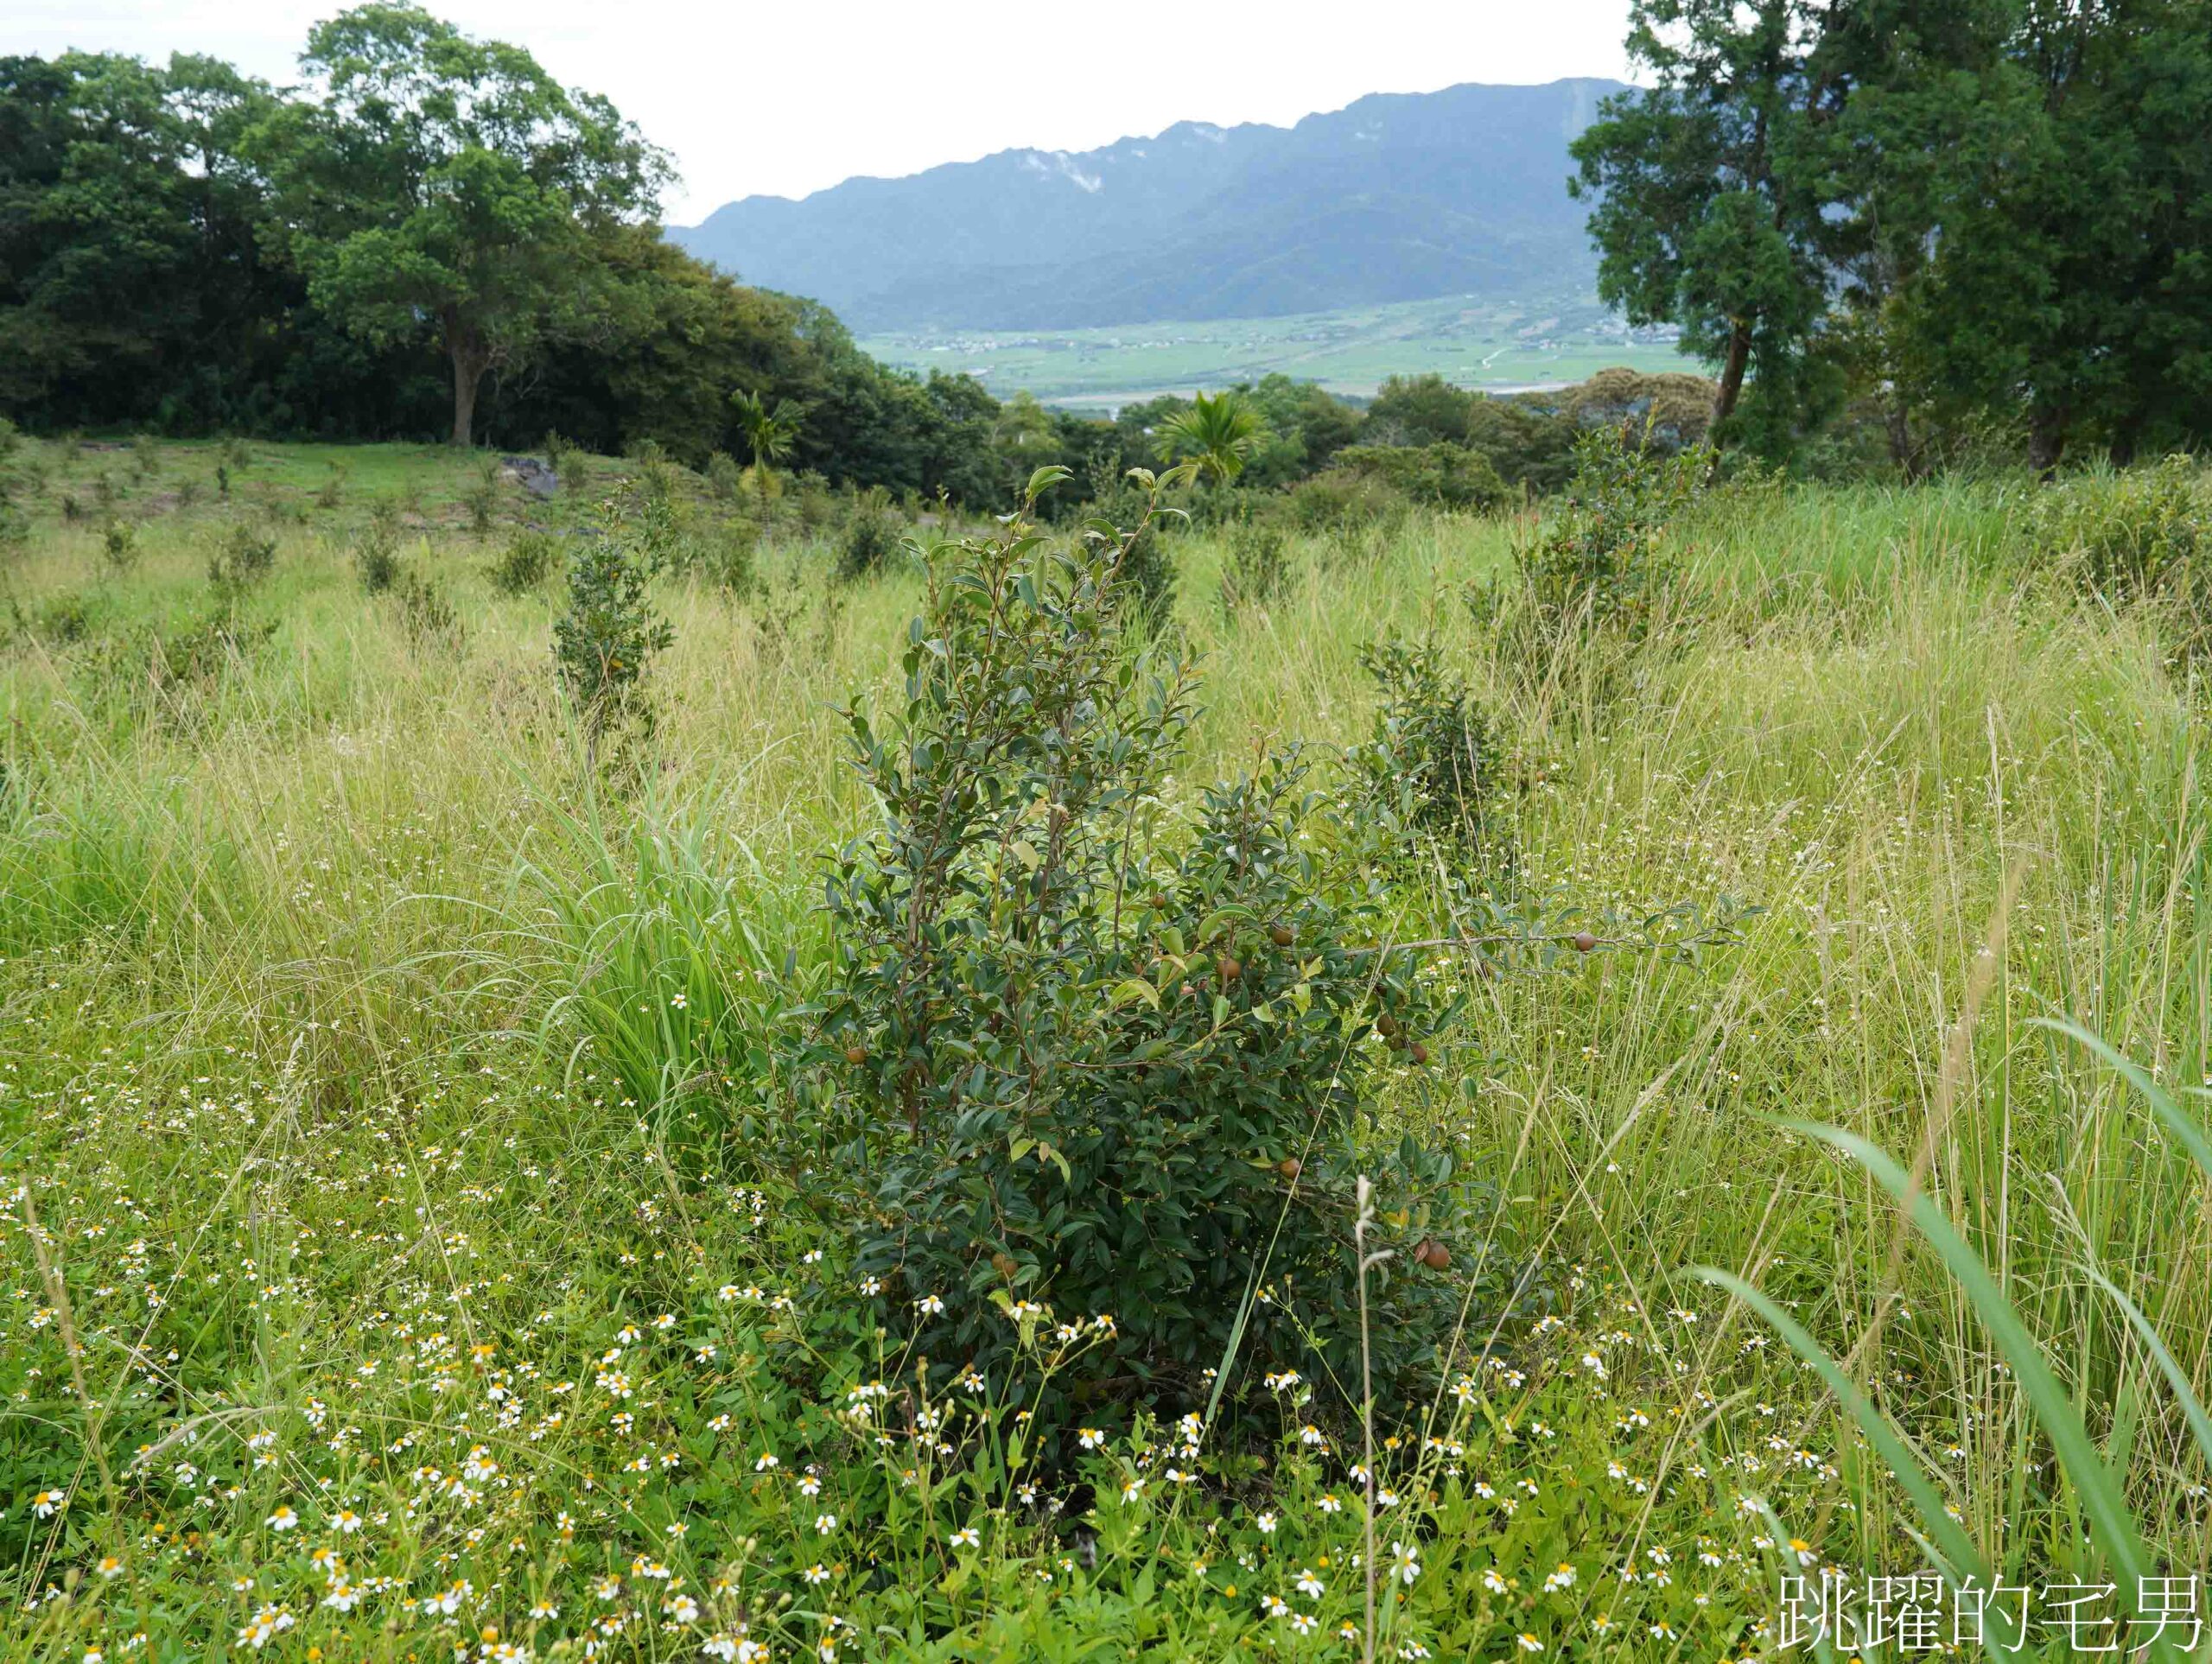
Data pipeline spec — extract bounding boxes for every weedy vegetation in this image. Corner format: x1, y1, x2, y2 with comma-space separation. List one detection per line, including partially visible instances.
2, 432, 2210, 1664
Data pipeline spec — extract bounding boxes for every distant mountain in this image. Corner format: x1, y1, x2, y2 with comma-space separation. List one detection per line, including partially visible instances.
669, 79, 1626, 332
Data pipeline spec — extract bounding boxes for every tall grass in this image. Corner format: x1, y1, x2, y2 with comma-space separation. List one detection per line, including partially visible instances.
3, 446, 2209, 1646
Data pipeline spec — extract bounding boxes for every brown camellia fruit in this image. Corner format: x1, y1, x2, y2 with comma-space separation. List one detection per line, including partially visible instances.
991, 1252, 1018, 1279
1150, 892, 1170, 910
1417, 1238, 1452, 1271
1573, 930, 1599, 954
1408, 1041, 1429, 1065
1376, 1012, 1401, 1038
1269, 923, 1294, 948
1217, 954, 1242, 983
844, 1044, 868, 1065
1277, 1157, 1303, 1181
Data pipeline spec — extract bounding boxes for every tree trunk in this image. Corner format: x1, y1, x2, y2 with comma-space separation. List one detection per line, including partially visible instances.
2109, 411, 2143, 469
1712, 321, 1753, 433
1885, 397, 1924, 482
450, 355, 479, 448
2028, 402, 2069, 480
445, 308, 489, 448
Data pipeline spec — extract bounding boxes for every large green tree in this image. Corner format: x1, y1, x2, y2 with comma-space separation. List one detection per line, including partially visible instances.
0, 52, 289, 428
523, 225, 816, 460
1570, 0, 1836, 445
1897, 0, 2212, 470
1781, 0, 2015, 474
251, 5, 669, 446
1575, 0, 2212, 470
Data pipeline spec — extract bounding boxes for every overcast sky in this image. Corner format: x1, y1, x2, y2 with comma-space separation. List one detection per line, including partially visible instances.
14, 1, 1638, 225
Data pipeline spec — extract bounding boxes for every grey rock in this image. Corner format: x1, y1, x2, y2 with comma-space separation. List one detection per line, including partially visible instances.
501, 455, 559, 499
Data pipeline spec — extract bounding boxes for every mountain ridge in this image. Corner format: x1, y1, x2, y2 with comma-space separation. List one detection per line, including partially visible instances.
668, 79, 1628, 332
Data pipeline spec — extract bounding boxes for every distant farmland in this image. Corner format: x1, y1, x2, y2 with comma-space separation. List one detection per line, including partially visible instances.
861, 289, 1689, 407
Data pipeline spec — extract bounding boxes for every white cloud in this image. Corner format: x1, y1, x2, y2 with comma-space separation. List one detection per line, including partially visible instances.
14, 0, 1636, 223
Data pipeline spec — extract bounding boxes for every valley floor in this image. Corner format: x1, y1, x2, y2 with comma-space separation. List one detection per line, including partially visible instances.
860, 294, 1686, 407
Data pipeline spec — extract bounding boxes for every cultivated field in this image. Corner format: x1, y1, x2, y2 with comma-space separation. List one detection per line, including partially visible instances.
860, 293, 1687, 408
3, 436, 2209, 1661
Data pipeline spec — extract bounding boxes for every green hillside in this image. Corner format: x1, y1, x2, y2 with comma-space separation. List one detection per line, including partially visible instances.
861, 291, 1690, 407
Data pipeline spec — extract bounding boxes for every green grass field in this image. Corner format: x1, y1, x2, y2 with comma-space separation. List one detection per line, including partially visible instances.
860, 293, 1690, 408
4, 435, 2210, 1661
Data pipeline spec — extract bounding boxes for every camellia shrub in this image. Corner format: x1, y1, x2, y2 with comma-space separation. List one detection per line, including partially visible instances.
1354, 636, 1513, 879
205, 521, 276, 604
553, 525, 671, 756
100, 519, 139, 574
356, 500, 402, 594
1217, 517, 1289, 613
1080, 460, 1176, 630
834, 486, 906, 581
1470, 422, 1716, 707
1513, 422, 1712, 630
792, 466, 1496, 1441
492, 528, 558, 595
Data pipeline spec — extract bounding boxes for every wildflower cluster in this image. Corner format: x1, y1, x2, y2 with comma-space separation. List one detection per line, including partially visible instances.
0, 998, 1936, 1661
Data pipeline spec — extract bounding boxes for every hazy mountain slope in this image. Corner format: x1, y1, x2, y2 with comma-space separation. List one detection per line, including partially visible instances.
670, 79, 1624, 330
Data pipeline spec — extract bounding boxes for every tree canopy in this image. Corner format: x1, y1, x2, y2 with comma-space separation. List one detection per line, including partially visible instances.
7, 2, 2202, 484
250, 5, 671, 446
0, 23, 1096, 495
1574, 0, 2212, 467
1571, 0, 1837, 447
0, 51, 295, 429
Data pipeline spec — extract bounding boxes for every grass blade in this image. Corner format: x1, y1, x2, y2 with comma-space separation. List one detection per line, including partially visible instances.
1784, 1120, 2155, 1593
2034, 1016, 2212, 1179
1694, 1267, 1990, 1589
2079, 1261, 2212, 1470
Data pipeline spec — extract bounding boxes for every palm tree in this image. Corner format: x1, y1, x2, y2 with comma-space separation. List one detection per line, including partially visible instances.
730, 390, 802, 492
1155, 388, 1262, 486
